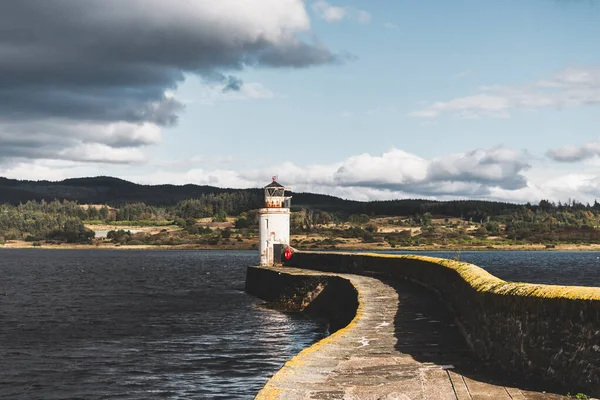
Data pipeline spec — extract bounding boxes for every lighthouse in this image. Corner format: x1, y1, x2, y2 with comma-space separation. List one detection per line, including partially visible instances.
259, 176, 292, 266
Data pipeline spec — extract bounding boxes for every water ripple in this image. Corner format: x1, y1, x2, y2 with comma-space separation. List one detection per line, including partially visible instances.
0, 249, 327, 399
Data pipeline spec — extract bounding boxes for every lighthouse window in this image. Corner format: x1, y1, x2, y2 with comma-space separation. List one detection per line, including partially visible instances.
266, 219, 268, 229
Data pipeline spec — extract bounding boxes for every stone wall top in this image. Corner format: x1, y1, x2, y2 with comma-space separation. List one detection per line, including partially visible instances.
295, 251, 600, 300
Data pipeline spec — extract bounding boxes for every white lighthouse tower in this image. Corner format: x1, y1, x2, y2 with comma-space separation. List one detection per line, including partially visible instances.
259, 176, 292, 266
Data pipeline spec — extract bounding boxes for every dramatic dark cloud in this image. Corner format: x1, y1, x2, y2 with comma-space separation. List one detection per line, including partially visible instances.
0, 0, 338, 121
0, 0, 341, 163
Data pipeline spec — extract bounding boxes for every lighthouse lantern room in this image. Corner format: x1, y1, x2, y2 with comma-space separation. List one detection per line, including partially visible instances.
259, 176, 291, 266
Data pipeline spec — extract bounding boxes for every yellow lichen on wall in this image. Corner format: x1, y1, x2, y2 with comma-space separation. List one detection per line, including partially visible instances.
325, 252, 600, 301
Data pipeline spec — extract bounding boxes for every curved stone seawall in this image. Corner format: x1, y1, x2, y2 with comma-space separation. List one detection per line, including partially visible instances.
285, 251, 600, 396
245, 265, 358, 333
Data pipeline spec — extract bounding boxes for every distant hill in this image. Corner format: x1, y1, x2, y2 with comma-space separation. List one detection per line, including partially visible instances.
0, 176, 237, 205
0, 176, 523, 218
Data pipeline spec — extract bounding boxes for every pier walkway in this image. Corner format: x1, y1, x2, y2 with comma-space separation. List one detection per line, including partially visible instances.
254, 266, 568, 400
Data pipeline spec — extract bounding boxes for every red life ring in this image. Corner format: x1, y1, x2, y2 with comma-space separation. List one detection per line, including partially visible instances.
284, 248, 293, 260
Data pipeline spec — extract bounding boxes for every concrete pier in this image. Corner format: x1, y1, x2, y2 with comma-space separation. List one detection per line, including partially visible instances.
247, 266, 570, 400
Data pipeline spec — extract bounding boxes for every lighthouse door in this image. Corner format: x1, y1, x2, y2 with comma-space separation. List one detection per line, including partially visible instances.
273, 243, 282, 264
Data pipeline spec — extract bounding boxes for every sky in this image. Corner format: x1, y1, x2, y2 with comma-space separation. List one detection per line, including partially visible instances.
1, 0, 600, 203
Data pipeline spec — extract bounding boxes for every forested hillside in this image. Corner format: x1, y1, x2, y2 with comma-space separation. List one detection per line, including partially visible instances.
0, 176, 237, 205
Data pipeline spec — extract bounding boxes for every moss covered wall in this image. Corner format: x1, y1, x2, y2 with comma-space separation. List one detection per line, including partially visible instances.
284, 251, 600, 395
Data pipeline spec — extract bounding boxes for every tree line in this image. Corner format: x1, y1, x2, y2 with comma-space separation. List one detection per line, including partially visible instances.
4, 194, 600, 245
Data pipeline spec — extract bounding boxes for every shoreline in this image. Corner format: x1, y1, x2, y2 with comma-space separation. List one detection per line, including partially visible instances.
3, 241, 600, 251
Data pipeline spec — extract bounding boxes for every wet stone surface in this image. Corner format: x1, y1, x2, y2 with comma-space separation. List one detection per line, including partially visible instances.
252, 266, 572, 400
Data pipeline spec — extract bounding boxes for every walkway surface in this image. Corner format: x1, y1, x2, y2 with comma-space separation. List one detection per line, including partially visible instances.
257, 266, 569, 400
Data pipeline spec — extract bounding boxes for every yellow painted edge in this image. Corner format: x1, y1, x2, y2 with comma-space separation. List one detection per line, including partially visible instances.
255, 270, 365, 399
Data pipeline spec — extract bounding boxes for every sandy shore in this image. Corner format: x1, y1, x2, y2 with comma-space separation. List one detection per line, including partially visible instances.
329, 242, 600, 252
85, 224, 180, 234
0, 242, 254, 250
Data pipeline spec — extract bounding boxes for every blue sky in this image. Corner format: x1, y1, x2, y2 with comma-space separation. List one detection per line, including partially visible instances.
1, 0, 599, 202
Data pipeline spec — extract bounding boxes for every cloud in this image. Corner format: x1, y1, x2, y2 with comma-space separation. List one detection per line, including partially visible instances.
0, 160, 83, 182
313, 1, 371, 24
0, 0, 337, 122
383, 22, 398, 30
121, 146, 532, 200
0, 120, 160, 164
0, 0, 341, 165
222, 76, 244, 93
313, 0, 346, 21
142, 150, 600, 204
9, 145, 600, 204
547, 141, 600, 162
58, 144, 147, 164
427, 147, 530, 190
327, 147, 530, 196
409, 66, 600, 118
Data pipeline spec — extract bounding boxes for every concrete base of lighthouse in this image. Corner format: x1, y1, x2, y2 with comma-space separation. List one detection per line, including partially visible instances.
259, 207, 290, 266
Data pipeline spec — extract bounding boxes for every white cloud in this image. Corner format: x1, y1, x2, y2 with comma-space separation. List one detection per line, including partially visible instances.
313, 0, 346, 22
383, 22, 398, 30
410, 66, 600, 118
126, 146, 535, 201
0, 161, 81, 182
313, 1, 371, 24
502, 173, 600, 205
547, 141, 600, 162
58, 144, 147, 164
78, 122, 161, 148
138, 168, 254, 188
332, 149, 429, 187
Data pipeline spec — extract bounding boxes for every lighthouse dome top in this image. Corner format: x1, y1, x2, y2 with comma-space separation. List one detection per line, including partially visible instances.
263, 176, 291, 208
264, 180, 285, 189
